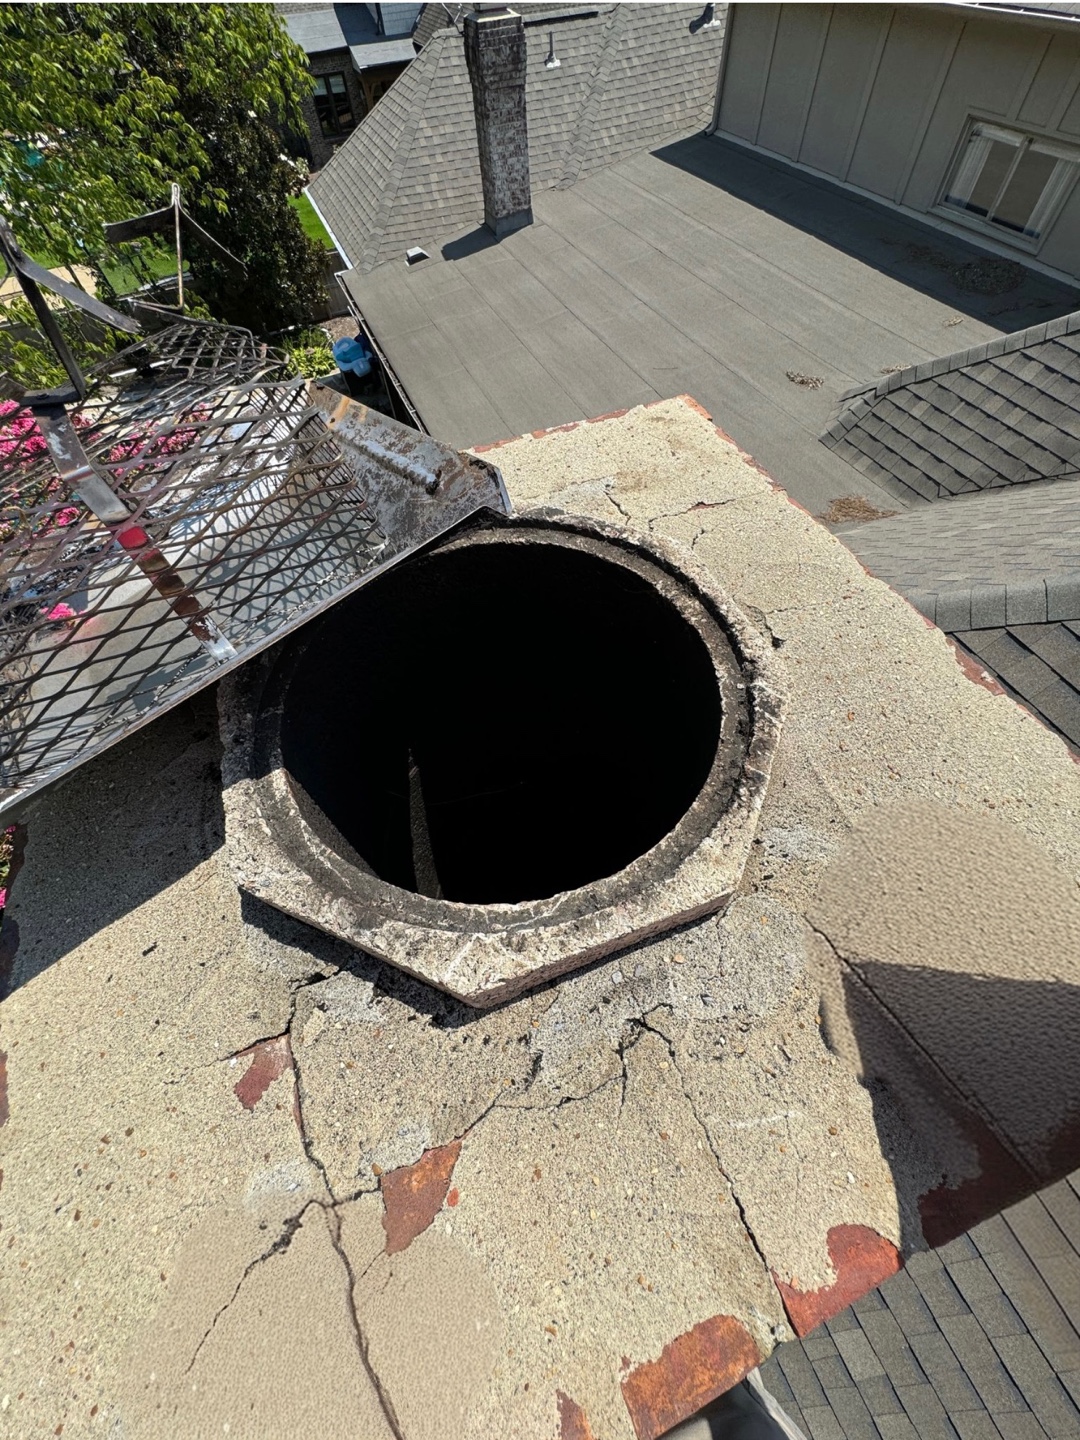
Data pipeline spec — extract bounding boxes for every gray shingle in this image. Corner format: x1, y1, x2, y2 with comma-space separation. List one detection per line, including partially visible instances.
777, 1343, 830, 1410
834, 1327, 887, 1381
936, 1315, 1029, 1413
990, 1334, 1080, 1433
825, 295, 1080, 502
882, 1268, 941, 1338
896, 1382, 964, 1438
952, 1416, 1007, 1440
798, 1405, 848, 1440
309, 5, 724, 274
909, 1253, 973, 1321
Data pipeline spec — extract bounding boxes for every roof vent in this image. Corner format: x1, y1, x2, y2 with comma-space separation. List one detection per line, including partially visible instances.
405, 246, 430, 265
690, 4, 723, 33
544, 32, 561, 69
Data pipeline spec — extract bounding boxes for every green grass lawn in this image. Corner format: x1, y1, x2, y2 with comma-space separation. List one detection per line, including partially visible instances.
99, 245, 179, 299
290, 192, 336, 250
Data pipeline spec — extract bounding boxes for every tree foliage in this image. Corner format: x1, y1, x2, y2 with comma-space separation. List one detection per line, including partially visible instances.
0, 3, 327, 332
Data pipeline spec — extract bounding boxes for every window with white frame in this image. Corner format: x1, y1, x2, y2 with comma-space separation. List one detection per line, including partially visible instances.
940, 122, 1079, 245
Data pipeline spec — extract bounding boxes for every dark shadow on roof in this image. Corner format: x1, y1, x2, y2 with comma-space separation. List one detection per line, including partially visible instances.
440, 226, 502, 263
652, 135, 1080, 331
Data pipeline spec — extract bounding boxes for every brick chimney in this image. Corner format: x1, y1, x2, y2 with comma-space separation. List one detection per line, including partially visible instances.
464, 8, 533, 237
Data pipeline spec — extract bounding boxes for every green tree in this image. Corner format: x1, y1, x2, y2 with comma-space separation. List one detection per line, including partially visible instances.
0, 3, 327, 332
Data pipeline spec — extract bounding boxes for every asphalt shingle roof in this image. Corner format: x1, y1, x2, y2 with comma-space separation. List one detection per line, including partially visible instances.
411, 1, 462, 49
824, 313, 1080, 504
838, 479, 1080, 630
761, 1174, 1080, 1440
307, 3, 726, 272
839, 475, 1080, 750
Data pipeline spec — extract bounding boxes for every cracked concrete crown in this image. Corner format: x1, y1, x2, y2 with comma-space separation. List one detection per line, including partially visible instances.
218, 510, 785, 1006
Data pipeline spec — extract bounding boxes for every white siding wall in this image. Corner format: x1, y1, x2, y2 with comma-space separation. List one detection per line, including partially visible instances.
716, 3, 1080, 280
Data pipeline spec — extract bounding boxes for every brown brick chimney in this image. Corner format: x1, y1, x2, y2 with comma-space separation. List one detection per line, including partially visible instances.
464, 7, 533, 237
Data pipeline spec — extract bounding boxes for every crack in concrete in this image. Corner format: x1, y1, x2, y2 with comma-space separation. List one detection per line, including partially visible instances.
181, 1191, 407, 1440
631, 1008, 776, 1285
183, 1200, 319, 1374
285, 992, 337, 1200
645, 497, 737, 530
606, 490, 632, 523
323, 1204, 408, 1440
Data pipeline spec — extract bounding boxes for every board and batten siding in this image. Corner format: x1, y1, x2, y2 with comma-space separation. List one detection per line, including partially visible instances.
716, 3, 1080, 280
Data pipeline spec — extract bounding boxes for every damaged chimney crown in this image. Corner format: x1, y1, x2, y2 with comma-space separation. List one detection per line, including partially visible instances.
464, 7, 533, 238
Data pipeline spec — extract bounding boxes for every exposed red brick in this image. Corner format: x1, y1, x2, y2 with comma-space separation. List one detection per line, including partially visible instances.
676, 394, 715, 423
0, 1049, 8, 1127
233, 1034, 293, 1111
773, 1226, 901, 1336
586, 406, 632, 424
381, 1139, 462, 1255
621, 1313, 761, 1440
557, 1391, 596, 1440
919, 1123, 1033, 1249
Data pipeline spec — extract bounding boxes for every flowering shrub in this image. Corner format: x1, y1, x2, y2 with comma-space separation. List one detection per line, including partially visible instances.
0, 397, 209, 546
0, 824, 16, 913
0, 400, 87, 545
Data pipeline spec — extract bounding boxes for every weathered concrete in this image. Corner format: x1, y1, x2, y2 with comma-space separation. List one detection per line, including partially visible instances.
4, 398, 1080, 1438
220, 512, 783, 1006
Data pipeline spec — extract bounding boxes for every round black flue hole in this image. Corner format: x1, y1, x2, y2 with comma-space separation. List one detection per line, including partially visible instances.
278, 536, 724, 905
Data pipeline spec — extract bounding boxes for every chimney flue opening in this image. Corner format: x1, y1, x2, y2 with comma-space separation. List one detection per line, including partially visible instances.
278, 538, 725, 905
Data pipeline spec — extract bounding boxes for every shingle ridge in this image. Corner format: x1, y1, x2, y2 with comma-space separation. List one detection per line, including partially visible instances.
825, 307, 1080, 438
359, 34, 449, 273
555, 2, 624, 189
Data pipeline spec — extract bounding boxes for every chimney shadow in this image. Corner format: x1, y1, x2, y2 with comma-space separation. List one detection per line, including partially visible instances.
440, 226, 503, 263
1, 690, 225, 997
831, 958, 1080, 1253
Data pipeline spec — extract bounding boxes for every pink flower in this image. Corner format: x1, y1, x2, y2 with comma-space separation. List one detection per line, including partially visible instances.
0, 889, 8, 910
45, 603, 76, 621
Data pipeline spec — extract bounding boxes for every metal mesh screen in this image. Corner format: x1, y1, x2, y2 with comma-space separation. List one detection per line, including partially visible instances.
0, 319, 505, 817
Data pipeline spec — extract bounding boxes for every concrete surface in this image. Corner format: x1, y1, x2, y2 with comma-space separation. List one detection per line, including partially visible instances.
4, 398, 1080, 1438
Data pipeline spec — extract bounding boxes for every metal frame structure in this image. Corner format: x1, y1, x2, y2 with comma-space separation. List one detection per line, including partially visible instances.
0, 303, 509, 820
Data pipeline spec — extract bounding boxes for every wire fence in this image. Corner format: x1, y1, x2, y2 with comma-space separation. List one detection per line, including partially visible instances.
0, 317, 388, 814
